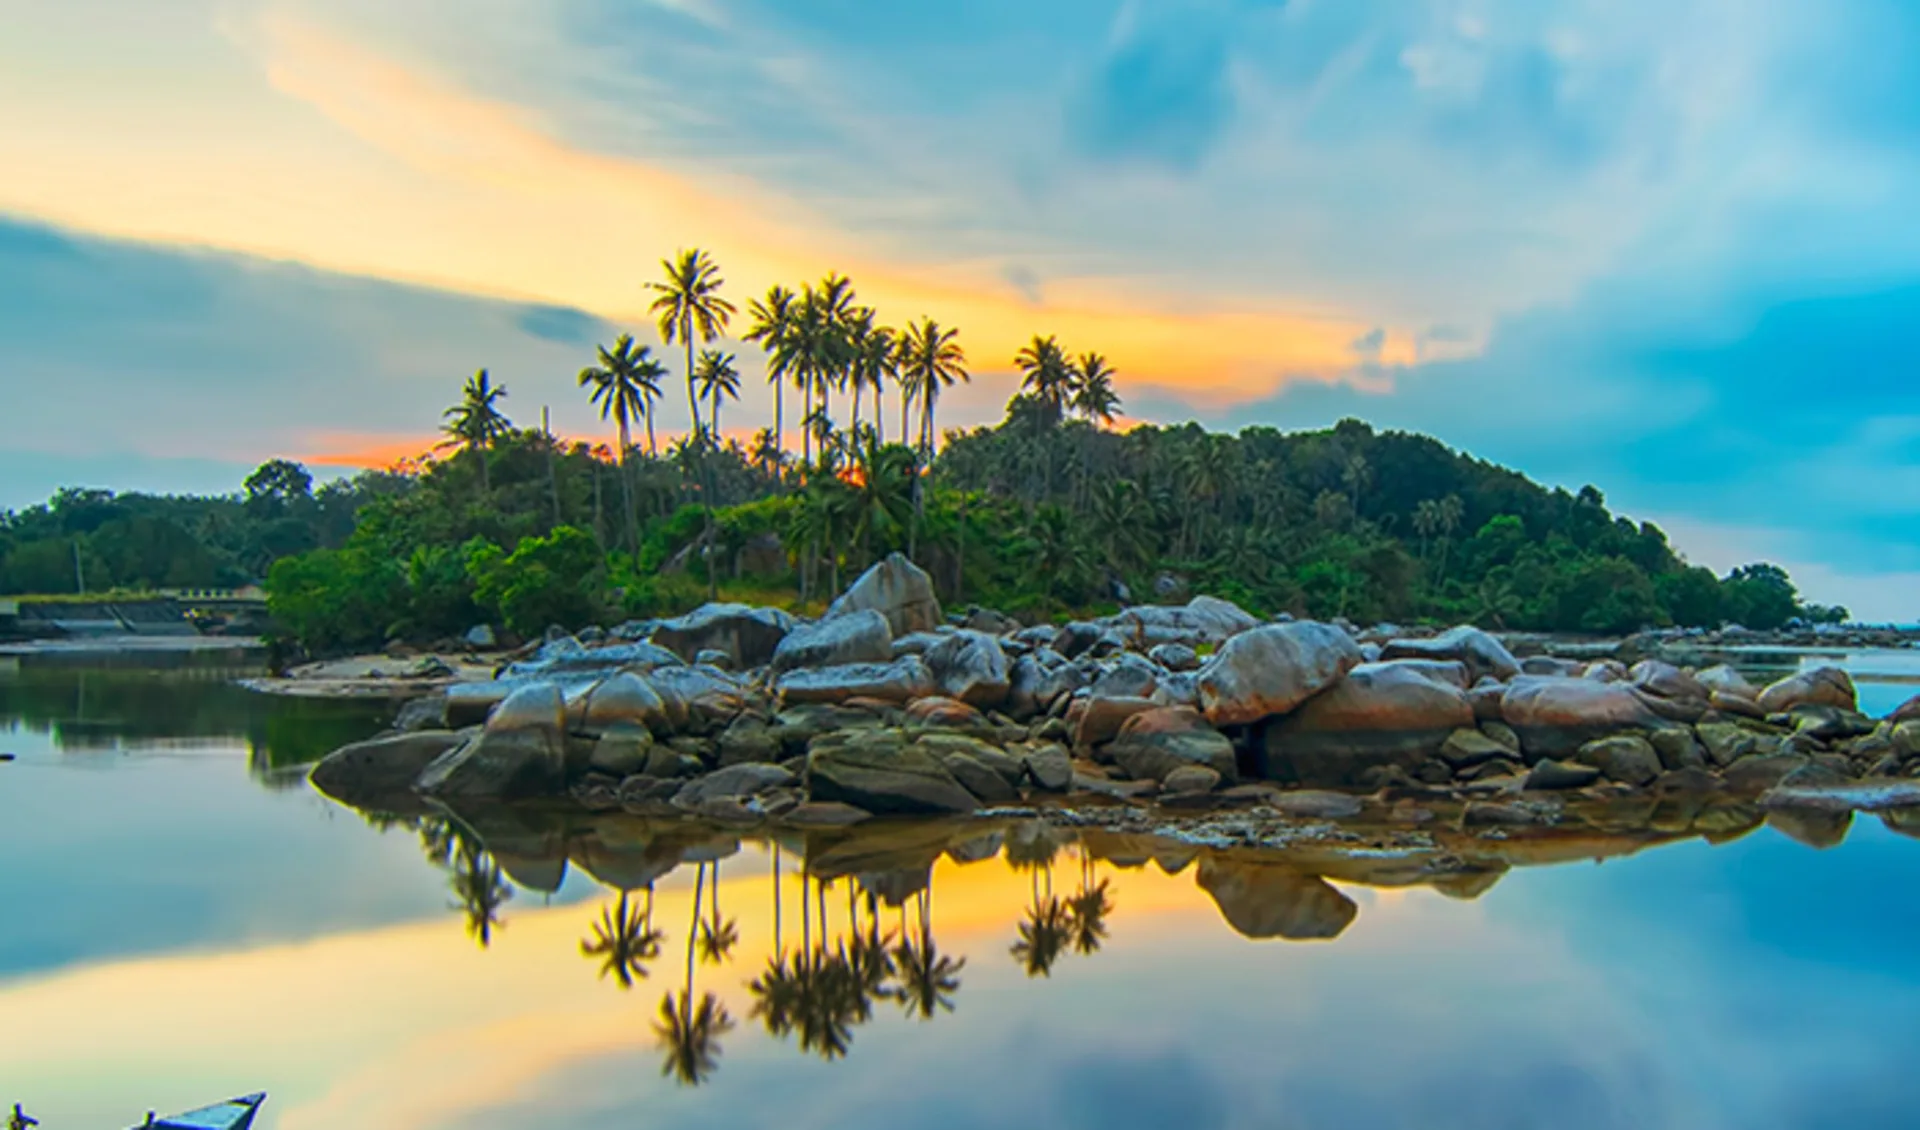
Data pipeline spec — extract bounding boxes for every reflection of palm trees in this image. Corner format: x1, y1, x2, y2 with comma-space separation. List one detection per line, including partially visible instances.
653, 990, 734, 1086
449, 840, 512, 949
698, 858, 739, 966
581, 890, 665, 989
892, 888, 964, 1020
654, 861, 734, 1086
1068, 850, 1114, 957
1010, 894, 1071, 979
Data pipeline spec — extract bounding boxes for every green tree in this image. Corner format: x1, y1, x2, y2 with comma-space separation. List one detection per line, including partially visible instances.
743, 284, 798, 478
439, 370, 513, 493
579, 334, 667, 562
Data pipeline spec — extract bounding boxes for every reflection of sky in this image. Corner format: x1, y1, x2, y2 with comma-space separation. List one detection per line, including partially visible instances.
10, 671, 1920, 1128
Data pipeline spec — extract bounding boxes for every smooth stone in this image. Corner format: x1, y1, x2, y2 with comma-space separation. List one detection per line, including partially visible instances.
1108, 706, 1239, 783
809, 739, 978, 815
1161, 764, 1223, 795
825, 552, 943, 637
1524, 759, 1601, 790
1072, 695, 1161, 750
1196, 621, 1364, 727
1501, 676, 1666, 759
940, 751, 1021, 804
649, 602, 794, 668
1381, 625, 1520, 683
1023, 744, 1073, 792
1265, 789, 1364, 819
1262, 661, 1474, 788
922, 629, 1013, 707
784, 801, 874, 826
772, 609, 893, 672
1574, 735, 1662, 786
1440, 728, 1513, 769
1724, 753, 1812, 792
1757, 666, 1858, 714
672, 763, 797, 809
309, 730, 469, 806
776, 657, 935, 704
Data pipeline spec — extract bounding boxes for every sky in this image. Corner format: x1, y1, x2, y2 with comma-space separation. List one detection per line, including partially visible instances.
0, 0, 1916, 617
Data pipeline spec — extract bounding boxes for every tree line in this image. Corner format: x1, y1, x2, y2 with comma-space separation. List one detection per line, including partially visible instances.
0, 245, 1847, 640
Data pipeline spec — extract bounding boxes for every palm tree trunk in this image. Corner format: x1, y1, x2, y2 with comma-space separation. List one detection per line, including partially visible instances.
802, 380, 814, 472
773, 383, 785, 487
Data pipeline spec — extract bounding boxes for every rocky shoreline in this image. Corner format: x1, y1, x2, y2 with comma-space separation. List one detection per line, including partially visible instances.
307, 553, 1920, 834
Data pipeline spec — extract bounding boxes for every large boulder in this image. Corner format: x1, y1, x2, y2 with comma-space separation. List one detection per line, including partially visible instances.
571, 671, 670, 735
1261, 661, 1475, 787
1500, 676, 1667, 760
672, 763, 797, 809
650, 603, 795, 669
808, 733, 979, 814
1195, 857, 1358, 941
1196, 621, 1364, 727
776, 657, 935, 704
772, 609, 893, 672
1574, 734, 1663, 786
1099, 595, 1260, 650
1630, 660, 1707, 702
1380, 625, 1521, 683
1757, 667, 1858, 714
1696, 665, 1760, 701
826, 552, 943, 637
416, 683, 566, 799
309, 730, 469, 808
1107, 706, 1238, 783
1072, 695, 1161, 750
922, 630, 1012, 707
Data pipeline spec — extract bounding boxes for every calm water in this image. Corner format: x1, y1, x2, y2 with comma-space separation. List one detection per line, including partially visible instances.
5, 651, 1920, 1130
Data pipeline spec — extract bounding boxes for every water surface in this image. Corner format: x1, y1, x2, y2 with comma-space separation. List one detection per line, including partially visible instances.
6, 653, 1920, 1130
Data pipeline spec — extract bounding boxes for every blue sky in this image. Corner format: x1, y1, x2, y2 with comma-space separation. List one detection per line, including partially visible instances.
1, 0, 1916, 616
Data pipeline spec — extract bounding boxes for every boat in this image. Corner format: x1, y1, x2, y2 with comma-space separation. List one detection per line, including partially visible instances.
135, 1094, 266, 1130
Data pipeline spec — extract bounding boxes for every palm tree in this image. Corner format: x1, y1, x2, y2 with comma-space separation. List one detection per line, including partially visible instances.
846, 311, 896, 443
694, 350, 742, 441
1015, 335, 1077, 428
898, 317, 967, 557
744, 284, 797, 478
439, 369, 512, 492
851, 438, 915, 569
647, 248, 736, 439
579, 335, 666, 561
581, 891, 665, 989
1072, 352, 1122, 425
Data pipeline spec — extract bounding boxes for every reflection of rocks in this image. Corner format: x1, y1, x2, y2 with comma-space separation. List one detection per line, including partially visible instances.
1195, 856, 1358, 941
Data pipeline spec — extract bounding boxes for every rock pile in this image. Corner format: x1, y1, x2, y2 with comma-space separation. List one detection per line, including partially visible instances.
308, 558, 1918, 827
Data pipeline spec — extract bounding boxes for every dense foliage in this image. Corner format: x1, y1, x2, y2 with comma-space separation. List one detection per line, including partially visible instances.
1, 250, 1848, 647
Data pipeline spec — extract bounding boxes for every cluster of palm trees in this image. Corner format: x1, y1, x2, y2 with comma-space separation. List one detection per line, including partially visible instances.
428, 244, 1142, 609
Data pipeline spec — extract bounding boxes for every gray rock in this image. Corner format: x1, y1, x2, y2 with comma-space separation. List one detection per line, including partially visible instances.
1152, 671, 1202, 710
1023, 743, 1073, 791
1501, 676, 1666, 759
694, 648, 732, 670
1073, 695, 1161, 750
890, 631, 949, 657
445, 682, 513, 728
1090, 653, 1162, 699
1161, 765, 1223, 795
1266, 789, 1364, 819
1196, 621, 1365, 727
1630, 660, 1708, 701
1724, 753, 1812, 793
1757, 666, 1858, 714
1051, 621, 1105, 659
464, 624, 497, 649
587, 723, 655, 777
1525, 759, 1601, 790
785, 801, 873, 826
915, 733, 1024, 784
809, 739, 978, 815
1108, 706, 1239, 783
650, 602, 795, 669
716, 715, 784, 766
1440, 728, 1513, 770
962, 607, 1022, 635
1385, 659, 1473, 690
673, 763, 797, 808
1695, 664, 1760, 700
573, 671, 669, 735
825, 552, 944, 637
309, 730, 469, 807
394, 694, 449, 732
1096, 596, 1256, 651
772, 609, 894, 672
1648, 726, 1708, 771
1262, 661, 1474, 787
418, 683, 567, 800
1147, 643, 1201, 672
1696, 721, 1762, 767
941, 751, 1020, 804
1380, 625, 1521, 683
923, 630, 1013, 707
776, 657, 935, 704
1575, 735, 1662, 786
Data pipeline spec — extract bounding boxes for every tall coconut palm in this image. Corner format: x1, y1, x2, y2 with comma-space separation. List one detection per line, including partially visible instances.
579, 335, 666, 562
744, 284, 797, 478
898, 318, 966, 559
439, 369, 512, 493
694, 350, 742, 441
647, 248, 736, 439
1014, 335, 1076, 428
1072, 352, 1121, 425
846, 310, 896, 443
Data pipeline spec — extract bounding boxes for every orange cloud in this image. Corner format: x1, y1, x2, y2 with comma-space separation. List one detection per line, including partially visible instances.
0, 7, 1395, 412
